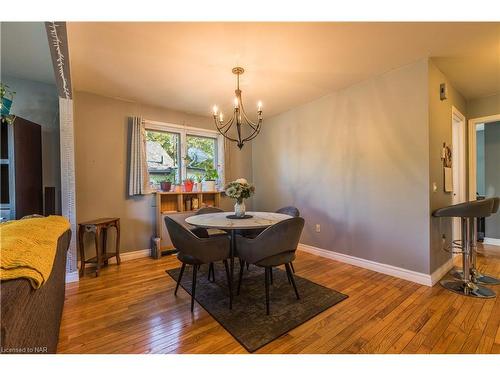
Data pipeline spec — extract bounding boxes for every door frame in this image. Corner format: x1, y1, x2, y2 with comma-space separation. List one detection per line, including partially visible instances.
468, 113, 500, 200
451, 106, 466, 242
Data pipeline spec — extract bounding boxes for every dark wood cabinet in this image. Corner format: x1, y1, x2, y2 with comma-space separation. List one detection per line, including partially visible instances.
1, 116, 43, 220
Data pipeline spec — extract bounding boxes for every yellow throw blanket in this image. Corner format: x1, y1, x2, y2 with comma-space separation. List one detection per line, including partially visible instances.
0, 216, 70, 289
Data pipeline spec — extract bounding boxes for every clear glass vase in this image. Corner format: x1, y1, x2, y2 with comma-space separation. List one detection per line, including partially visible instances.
234, 200, 246, 218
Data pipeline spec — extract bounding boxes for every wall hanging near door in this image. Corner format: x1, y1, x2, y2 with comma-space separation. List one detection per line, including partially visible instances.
441, 142, 453, 193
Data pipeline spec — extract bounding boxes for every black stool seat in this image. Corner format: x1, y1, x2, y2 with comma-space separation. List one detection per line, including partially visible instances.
432, 200, 493, 218
483, 197, 499, 214
434, 199, 497, 299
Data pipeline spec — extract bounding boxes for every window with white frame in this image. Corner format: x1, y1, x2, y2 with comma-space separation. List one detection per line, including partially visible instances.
145, 121, 224, 191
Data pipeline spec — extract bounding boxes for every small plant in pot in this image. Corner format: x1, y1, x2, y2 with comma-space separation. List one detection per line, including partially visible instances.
183, 177, 194, 192
194, 174, 203, 192
160, 174, 175, 192
225, 178, 255, 218
0, 83, 16, 124
202, 167, 218, 192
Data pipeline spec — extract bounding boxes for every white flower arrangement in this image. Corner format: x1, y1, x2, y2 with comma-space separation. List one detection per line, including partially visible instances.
225, 178, 255, 204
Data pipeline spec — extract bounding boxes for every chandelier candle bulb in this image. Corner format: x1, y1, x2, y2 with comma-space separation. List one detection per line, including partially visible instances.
258, 101, 262, 111
219, 112, 224, 122
234, 97, 239, 108
213, 105, 218, 115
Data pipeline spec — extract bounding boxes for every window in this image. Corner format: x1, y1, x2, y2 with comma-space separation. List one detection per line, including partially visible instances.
145, 121, 224, 191
186, 135, 217, 180
145, 130, 181, 186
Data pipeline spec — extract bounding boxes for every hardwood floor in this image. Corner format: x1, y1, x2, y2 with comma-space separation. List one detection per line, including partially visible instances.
57, 244, 500, 354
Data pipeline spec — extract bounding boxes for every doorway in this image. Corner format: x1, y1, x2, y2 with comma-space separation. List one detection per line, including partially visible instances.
468, 114, 500, 246
451, 106, 466, 241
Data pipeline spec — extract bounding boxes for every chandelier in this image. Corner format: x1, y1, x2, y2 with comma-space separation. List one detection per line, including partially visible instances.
212, 67, 263, 149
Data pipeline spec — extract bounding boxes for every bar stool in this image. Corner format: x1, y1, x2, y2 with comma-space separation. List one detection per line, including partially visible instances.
433, 200, 495, 298
450, 197, 500, 285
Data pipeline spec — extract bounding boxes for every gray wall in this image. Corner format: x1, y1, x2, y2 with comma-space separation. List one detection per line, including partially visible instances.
74, 91, 253, 254
252, 59, 431, 274
2, 75, 61, 213
427, 60, 467, 273
467, 93, 500, 119
476, 129, 485, 196
484, 121, 500, 239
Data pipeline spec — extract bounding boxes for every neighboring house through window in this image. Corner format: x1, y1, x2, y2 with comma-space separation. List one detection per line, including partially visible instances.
145, 120, 224, 190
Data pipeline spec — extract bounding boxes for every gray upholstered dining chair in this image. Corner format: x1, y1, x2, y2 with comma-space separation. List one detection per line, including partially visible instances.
236, 217, 305, 315
241, 206, 301, 273
164, 216, 232, 312
192, 206, 226, 282
190, 206, 225, 238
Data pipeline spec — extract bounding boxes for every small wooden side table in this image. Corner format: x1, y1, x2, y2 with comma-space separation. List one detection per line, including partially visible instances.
78, 217, 121, 277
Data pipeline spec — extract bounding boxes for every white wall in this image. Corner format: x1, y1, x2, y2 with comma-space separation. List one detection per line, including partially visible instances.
2, 75, 61, 213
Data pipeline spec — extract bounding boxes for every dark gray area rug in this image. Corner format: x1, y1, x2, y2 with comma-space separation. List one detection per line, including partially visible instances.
166, 262, 348, 352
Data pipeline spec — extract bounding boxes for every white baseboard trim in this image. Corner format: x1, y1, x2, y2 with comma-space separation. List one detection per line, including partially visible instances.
78, 248, 152, 269
430, 258, 454, 286
65, 271, 79, 284
483, 237, 500, 247
298, 243, 443, 287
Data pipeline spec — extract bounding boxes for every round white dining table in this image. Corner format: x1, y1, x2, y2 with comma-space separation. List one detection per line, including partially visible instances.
185, 211, 291, 230
185, 211, 292, 309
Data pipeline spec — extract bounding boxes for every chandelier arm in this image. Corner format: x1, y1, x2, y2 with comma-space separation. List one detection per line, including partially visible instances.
241, 112, 259, 130
238, 97, 260, 129
238, 98, 256, 125
241, 122, 262, 143
214, 117, 240, 143
215, 111, 235, 131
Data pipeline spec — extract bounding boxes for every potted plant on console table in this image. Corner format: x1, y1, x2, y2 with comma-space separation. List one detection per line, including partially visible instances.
225, 178, 255, 218
183, 177, 194, 192
202, 167, 218, 192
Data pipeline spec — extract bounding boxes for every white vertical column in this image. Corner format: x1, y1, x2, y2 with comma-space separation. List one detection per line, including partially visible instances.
59, 97, 78, 277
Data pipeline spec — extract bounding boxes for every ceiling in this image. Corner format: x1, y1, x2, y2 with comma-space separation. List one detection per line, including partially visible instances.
67, 22, 500, 117
1, 22, 55, 84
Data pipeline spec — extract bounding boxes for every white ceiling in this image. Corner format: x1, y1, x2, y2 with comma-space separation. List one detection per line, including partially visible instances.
67, 22, 500, 117
0, 22, 55, 84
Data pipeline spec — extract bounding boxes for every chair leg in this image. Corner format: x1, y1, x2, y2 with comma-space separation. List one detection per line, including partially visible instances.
223, 259, 233, 309
286, 266, 292, 284
191, 264, 198, 312
175, 263, 186, 296
270, 267, 273, 285
290, 262, 295, 273
237, 260, 245, 295
285, 263, 300, 300
208, 262, 215, 282
265, 267, 270, 315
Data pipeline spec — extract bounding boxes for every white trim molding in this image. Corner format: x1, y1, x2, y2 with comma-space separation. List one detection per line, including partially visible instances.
483, 238, 500, 247
65, 271, 79, 284
468, 113, 500, 200
78, 248, 152, 269
298, 243, 453, 287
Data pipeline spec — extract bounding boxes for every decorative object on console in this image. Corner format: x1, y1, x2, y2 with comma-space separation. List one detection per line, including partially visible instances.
192, 197, 199, 210
202, 167, 218, 192
212, 67, 263, 149
225, 178, 255, 218
160, 181, 172, 192
441, 142, 452, 193
183, 177, 194, 192
194, 174, 203, 192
